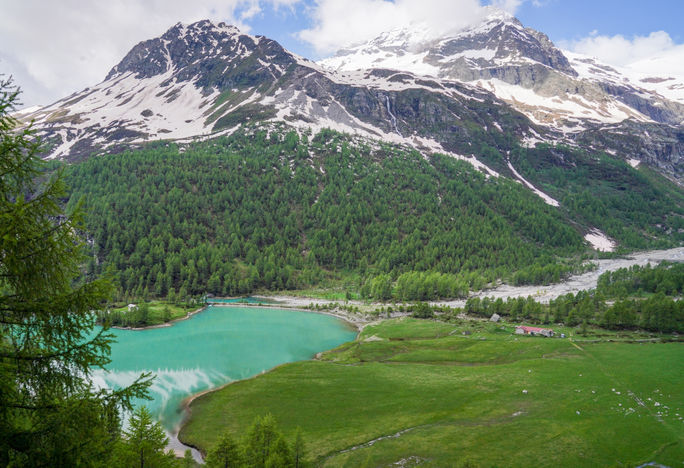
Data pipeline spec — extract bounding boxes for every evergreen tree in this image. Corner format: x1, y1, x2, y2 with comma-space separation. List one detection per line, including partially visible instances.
242, 414, 293, 468
137, 301, 151, 326
116, 406, 175, 467
412, 302, 434, 319
206, 432, 242, 468
162, 304, 172, 323
292, 428, 307, 468
0, 78, 151, 466
183, 449, 196, 467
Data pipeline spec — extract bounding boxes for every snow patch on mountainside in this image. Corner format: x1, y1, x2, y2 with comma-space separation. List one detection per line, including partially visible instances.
322, 47, 438, 76
409, 135, 499, 177
261, 84, 502, 179
23, 68, 219, 158
318, 12, 519, 76
319, 13, 680, 132
506, 159, 559, 207
476, 78, 650, 128
584, 229, 616, 252
565, 50, 684, 106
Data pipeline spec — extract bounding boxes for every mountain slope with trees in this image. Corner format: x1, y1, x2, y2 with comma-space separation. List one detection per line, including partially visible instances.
62, 125, 682, 301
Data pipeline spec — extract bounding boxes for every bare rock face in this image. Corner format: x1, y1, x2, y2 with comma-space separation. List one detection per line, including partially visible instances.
106, 20, 294, 91
17, 12, 684, 182
574, 121, 684, 180
425, 16, 578, 81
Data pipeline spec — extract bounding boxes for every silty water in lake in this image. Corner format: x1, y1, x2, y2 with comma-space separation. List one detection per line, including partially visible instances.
92, 305, 357, 431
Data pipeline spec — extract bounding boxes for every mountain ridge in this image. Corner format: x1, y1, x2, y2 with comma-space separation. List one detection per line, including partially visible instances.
14, 13, 684, 182
11, 14, 682, 300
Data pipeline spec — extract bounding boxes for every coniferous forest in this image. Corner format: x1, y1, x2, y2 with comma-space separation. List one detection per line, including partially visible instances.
63, 126, 683, 302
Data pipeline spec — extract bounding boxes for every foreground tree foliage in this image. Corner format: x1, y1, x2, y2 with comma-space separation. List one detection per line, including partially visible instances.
0, 79, 151, 466
113, 406, 176, 467
206, 414, 307, 468
205, 432, 242, 467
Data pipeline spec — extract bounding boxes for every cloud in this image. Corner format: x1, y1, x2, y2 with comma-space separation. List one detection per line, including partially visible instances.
563, 31, 684, 77
297, 0, 518, 55
491, 0, 523, 13
0, 0, 295, 107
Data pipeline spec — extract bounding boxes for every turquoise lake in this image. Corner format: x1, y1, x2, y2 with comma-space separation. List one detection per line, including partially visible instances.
93, 305, 356, 431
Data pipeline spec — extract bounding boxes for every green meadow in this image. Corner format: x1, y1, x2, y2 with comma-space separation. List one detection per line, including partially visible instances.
180, 319, 684, 467
108, 301, 198, 327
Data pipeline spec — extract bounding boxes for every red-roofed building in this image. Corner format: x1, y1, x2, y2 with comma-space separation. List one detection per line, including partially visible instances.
515, 325, 554, 337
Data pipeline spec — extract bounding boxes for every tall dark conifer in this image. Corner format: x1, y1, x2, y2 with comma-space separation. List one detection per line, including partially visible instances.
0, 78, 151, 466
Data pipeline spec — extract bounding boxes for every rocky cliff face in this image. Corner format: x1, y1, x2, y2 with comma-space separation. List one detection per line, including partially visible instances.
574, 121, 684, 180
16, 20, 304, 160
16, 13, 684, 182
18, 18, 535, 170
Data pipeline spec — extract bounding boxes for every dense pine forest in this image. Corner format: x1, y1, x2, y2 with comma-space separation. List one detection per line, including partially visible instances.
63, 126, 682, 302
510, 143, 684, 248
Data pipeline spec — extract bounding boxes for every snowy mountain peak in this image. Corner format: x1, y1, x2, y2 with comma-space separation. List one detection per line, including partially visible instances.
318, 12, 684, 139
106, 20, 252, 81
322, 7, 527, 72
480, 5, 516, 21
21, 20, 302, 160
475, 6, 521, 30
163, 19, 244, 42
16, 16, 684, 183
365, 23, 433, 50
320, 10, 570, 76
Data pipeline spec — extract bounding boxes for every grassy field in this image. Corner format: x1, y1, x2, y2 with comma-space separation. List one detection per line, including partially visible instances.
180, 319, 684, 467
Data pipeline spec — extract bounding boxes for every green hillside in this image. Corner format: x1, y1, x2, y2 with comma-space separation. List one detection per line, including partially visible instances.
63, 126, 682, 301
181, 319, 684, 467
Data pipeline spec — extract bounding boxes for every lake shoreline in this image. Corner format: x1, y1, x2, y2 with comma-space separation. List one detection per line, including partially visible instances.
112, 245, 684, 333
177, 359, 295, 438
111, 297, 369, 332
209, 299, 368, 330
107, 303, 361, 461
111, 306, 206, 331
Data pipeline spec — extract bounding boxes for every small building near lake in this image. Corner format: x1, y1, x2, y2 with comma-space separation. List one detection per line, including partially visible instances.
515, 325, 554, 337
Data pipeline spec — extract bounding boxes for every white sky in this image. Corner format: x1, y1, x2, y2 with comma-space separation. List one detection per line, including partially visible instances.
0, 0, 276, 107
297, 0, 495, 54
561, 31, 684, 77
1, 0, 682, 108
